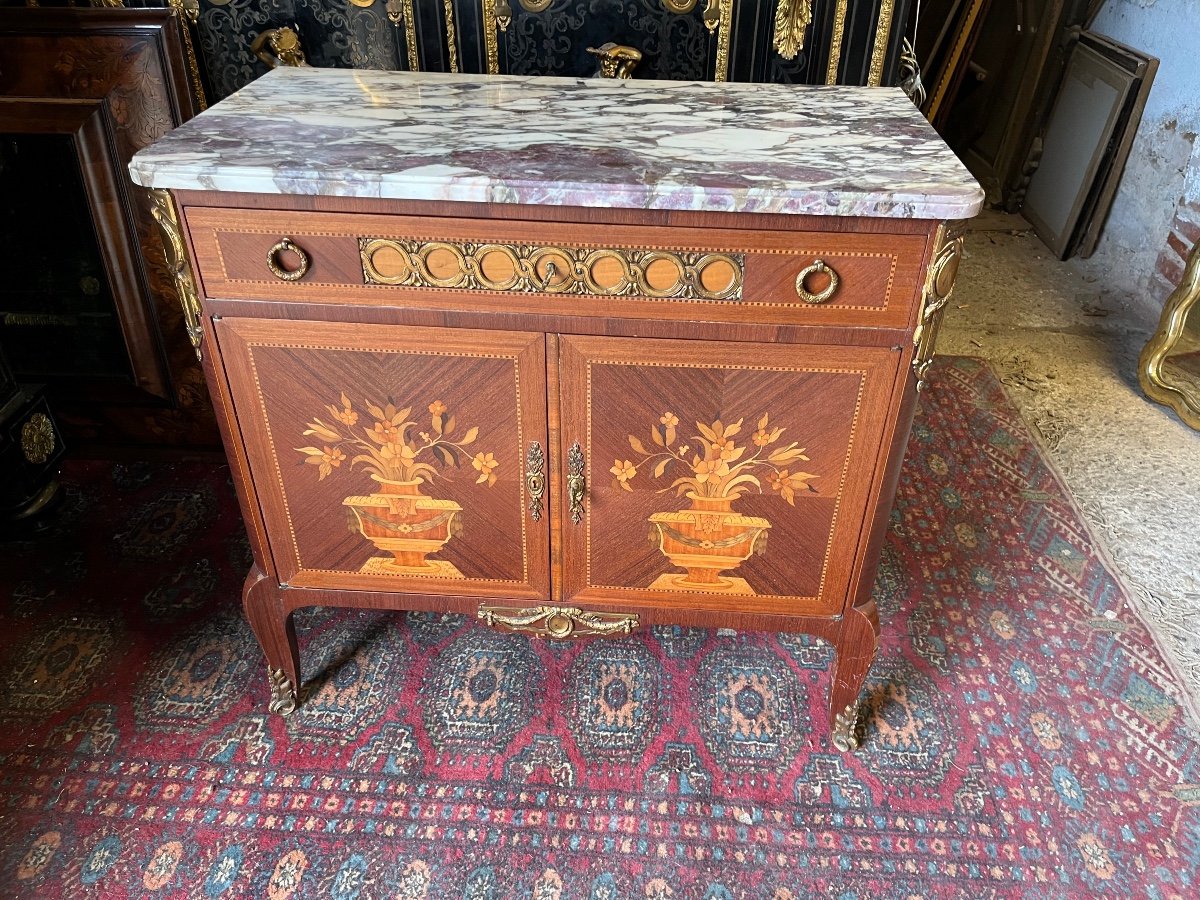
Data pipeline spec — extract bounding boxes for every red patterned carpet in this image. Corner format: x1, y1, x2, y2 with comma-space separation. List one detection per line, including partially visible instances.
0, 357, 1197, 899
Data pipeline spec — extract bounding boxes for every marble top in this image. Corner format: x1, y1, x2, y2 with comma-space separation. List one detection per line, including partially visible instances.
130, 68, 983, 220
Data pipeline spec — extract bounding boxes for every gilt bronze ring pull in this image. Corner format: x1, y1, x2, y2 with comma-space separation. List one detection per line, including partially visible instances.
795, 258, 840, 304
267, 237, 310, 282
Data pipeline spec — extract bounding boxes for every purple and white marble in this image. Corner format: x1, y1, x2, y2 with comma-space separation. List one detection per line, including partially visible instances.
130, 68, 983, 220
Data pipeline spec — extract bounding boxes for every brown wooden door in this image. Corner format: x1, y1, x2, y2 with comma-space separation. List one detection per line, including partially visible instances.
216, 317, 550, 602
556, 335, 902, 618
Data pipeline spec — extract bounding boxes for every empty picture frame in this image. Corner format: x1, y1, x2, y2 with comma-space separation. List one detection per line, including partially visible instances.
1023, 31, 1157, 260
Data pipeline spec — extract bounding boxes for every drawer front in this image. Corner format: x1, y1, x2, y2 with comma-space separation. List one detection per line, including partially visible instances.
186, 207, 928, 329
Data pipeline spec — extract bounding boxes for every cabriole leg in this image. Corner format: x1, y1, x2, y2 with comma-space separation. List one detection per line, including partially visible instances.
828, 598, 880, 751
242, 566, 300, 716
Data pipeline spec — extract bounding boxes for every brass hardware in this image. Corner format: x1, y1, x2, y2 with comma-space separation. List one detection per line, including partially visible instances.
703, 0, 720, 31
267, 667, 297, 716
831, 700, 861, 751
587, 43, 643, 80
21, 413, 55, 465
567, 441, 586, 525
494, 0, 512, 32
251, 26, 308, 69
867, 0, 896, 87
1139, 238, 1200, 429
526, 441, 545, 521
360, 237, 744, 302
912, 222, 966, 392
825, 0, 848, 83
772, 0, 813, 60
478, 604, 639, 638
267, 238, 310, 282
149, 189, 204, 362
795, 259, 840, 304
662, 0, 697, 12
382, 0, 420, 71
518, 0, 552, 11
534, 259, 561, 290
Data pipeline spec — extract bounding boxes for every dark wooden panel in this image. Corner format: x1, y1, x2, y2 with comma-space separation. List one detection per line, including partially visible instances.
216, 316, 551, 600
556, 333, 902, 617
0, 8, 216, 452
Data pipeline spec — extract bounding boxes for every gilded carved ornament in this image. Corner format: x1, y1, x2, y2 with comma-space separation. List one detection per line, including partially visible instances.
165, 0, 208, 110
831, 699, 861, 751
912, 221, 966, 392
1139, 239, 1200, 430
442, 0, 460, 73
21, 413, 56, 465
478, 605, 639, 638
360, 237, 745, 302
250, 26, 308, 69
267, 667, 297, 716
587, 43, 643, 79
487, 0, 731, 81
825, 0, 848, 83
772, 0, 813, 60
149, 189, 204, 362
867, 0, 897, 86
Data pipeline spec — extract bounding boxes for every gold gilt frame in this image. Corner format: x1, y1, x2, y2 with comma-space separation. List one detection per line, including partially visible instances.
1139, 240, 1200, 430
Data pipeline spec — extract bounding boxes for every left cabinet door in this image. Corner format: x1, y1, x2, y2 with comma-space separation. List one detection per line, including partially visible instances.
215, 317, 550, 603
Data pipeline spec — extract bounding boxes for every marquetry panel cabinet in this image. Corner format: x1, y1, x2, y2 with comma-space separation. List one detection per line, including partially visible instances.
155, 188, 965, 751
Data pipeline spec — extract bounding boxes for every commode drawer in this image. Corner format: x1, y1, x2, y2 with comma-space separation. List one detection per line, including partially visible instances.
185, 206, 930, 329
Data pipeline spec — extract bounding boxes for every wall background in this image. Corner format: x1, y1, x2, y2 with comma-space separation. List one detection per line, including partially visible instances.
1074, 0, 1200, 322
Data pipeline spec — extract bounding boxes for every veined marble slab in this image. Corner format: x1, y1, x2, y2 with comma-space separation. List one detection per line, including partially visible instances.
130, 68, 983, 220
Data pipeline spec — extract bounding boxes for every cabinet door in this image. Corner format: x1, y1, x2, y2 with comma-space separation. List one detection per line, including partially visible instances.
557, 335, 902, 618
216, 318, 549, 601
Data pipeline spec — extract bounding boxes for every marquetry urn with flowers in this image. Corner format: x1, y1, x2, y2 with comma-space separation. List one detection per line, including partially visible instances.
296, 393, 497, 578
613, 411, 819, 595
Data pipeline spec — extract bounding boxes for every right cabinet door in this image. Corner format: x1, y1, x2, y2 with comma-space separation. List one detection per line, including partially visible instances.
557, 335, 903, 619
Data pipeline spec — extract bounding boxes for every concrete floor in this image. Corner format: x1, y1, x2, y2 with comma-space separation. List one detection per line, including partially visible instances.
939, 211, 1200, 730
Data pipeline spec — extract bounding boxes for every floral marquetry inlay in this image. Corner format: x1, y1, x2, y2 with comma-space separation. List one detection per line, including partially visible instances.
296, 395, 498, 579
615, 412, 822, 596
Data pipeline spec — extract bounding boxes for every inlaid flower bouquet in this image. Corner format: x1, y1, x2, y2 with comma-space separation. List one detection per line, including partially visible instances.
296, 394, 497, 487
612, 412, 818, 504
613, 412, 820, 594
295, 394, 497, 578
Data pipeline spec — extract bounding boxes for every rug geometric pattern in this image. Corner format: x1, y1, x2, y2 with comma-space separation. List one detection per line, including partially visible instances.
1, 357, 1197, 897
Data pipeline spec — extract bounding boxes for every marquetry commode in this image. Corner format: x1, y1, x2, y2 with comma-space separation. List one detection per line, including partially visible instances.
131, 68, 982, 751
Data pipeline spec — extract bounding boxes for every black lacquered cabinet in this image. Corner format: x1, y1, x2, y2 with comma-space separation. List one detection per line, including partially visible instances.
184, 0, 913, 100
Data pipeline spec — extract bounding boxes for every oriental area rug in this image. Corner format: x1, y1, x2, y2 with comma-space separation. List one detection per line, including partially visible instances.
1, 357, 1197, 899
